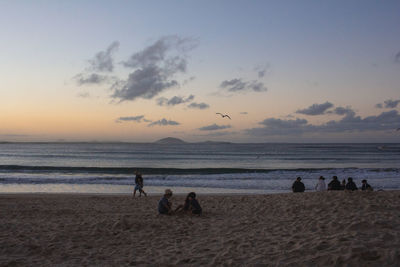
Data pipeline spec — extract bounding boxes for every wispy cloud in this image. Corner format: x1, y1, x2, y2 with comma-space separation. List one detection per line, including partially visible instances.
198, 124, 231, 131
148, 118, 180, 127
220, 78, 267, 93
115, 115, 146, 123
395, 51, 400, 63
187, 102, 210, 110
157, 95, 194, 107
375, 99, 400, 109
89, 41, 119, 72
296, 102, 334, 116
74, 73, 110, 85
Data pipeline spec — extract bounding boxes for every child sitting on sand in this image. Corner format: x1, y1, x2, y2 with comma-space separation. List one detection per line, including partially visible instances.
175, 192, 202, 215
158, 189, 173, 215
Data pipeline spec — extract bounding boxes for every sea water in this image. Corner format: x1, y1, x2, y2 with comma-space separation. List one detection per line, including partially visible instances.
0, 142, 399, 194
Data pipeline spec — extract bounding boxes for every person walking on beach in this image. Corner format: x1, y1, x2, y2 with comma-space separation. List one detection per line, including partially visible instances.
361, 179, 373, 191
158, 189, 173, 214
292, 177, 305, 193
340, 179, 346, 190
133, 170, 147, 197
315, 176, 326, 191
328, 176, 341, 190
345, 177, 358, 191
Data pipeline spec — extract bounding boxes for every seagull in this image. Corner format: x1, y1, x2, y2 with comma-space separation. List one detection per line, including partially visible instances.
216, 112, 231, 120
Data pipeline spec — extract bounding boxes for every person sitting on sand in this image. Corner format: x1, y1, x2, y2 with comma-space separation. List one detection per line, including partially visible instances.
175, 192, 202, 215
315, 176, 326, 191
158, 189, 173, 214
345, 177, 358, 191
340, 179, 346, 190
328, 176, 341, 190
361, 179, 373, 191
292, 177, 305, 193
133, 170, 147, 197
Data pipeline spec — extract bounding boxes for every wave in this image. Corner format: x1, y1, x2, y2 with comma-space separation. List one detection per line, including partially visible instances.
0, 165, 399, 175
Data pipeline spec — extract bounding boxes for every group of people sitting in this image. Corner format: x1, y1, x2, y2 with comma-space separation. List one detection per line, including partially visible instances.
158, 189, 203, 215
292, 176, 373, 192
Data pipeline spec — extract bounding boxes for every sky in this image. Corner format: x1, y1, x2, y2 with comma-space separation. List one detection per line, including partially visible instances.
1, 0, 400, 143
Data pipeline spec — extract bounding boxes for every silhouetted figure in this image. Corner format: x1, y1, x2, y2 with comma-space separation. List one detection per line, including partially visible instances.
292, 177, 305, 193
328, 176, 341, 190
361, 179, 373, 191
345, 177, 358, 191
133, 170, 147, 197
340, 179, 346, 190
315, 176, 326, 191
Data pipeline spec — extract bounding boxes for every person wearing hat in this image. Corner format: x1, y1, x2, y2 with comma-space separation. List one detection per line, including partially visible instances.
158, 189, 173, 214
315, 176, 327, 192
292, 177, 305, 193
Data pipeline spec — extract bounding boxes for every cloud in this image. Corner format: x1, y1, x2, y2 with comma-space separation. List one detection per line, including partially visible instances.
187, 102, 210, 110
77, 92, 90, 98
157, 95, 194, 106
112, 36, 198, 102
296, 102, 334, 116
246, 110, 400, 136
395, 51, 400, 63
375, 99, 400, 109
89, 41, 119, 72
198, 124, 231, 131
148, 118, 180, 127
384, 99, 400, 108
116, 115, 145, 123
254, 64, 270, 78
220, 78, 267, 93
329, 106, 355, 116
75, 73, 110, 85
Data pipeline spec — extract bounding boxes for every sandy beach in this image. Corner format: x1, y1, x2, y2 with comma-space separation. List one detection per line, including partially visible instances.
1, 191, 400, 266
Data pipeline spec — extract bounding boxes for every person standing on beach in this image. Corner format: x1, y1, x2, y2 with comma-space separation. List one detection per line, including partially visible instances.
328, 176, 341, 190
133, 170, 147, 197
158, 189, 173, 214
315, 176, 326, 191
345, 177, 358, 191
292, 177, 305, 193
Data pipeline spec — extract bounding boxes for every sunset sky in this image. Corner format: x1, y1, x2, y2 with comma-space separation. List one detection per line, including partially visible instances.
1, 0, 400, 142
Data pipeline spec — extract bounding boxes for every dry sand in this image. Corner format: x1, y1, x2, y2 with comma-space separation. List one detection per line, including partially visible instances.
1, 191, 400, 266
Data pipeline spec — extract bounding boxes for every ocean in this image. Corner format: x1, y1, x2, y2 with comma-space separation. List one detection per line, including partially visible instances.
0, 142, 399, 194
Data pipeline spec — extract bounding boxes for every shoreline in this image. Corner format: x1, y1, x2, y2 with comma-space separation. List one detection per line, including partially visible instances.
1, 191, 400, 266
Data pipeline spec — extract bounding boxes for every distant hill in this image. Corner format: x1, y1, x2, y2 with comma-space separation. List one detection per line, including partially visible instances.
154, 137, 187, 144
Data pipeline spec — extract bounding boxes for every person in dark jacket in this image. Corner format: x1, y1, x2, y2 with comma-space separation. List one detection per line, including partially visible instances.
176, 192, 202, 215
361, 179, 373, 191
292, 177, 305, 193
345, 177, 358, 191
328, 176, 342, 190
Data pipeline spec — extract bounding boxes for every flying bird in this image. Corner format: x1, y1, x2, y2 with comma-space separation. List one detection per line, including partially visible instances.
216, 113, 231, 120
